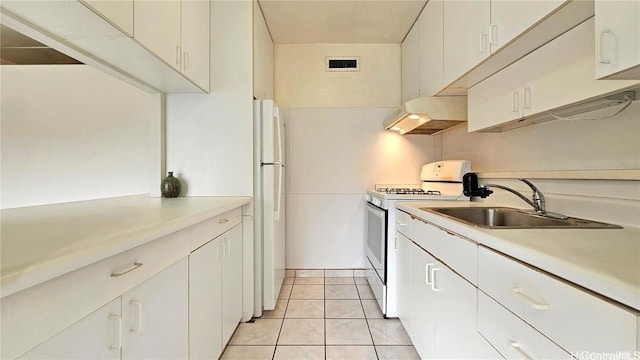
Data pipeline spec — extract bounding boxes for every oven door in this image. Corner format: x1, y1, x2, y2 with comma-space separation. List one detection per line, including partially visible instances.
365, 201, 386, 284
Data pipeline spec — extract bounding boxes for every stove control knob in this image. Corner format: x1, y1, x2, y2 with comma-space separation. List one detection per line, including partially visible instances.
372, 198, 382, 207
364, 194, 372, 202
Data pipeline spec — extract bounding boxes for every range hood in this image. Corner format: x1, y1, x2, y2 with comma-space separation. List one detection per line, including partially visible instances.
384, 96, 468, 135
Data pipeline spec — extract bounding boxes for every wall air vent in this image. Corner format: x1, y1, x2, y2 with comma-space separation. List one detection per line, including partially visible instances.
326, 57, 359, 72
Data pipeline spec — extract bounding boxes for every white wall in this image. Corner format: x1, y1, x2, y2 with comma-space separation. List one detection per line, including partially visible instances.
275, 43, 401, 108
438, 102, 640, 228
275, 43, 411, 269
1, 65, 153, 209
166, 0, 254, 196
285, 108, 435, 269
440, 101, 640, 172
253, 0, 274, 100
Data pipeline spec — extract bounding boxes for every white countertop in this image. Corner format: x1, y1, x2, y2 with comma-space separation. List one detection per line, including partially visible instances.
1, 195, 252, 297
396, 201, 640, 312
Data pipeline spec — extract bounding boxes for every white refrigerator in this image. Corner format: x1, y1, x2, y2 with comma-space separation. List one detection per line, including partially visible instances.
254, 99, 286, 315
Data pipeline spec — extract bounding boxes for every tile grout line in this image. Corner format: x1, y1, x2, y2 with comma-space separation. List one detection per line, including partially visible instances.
358, 282, 381, 360
324, 274, 327, 360
272, 277, 294, 360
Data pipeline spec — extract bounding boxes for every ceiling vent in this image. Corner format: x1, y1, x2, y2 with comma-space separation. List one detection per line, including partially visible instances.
326, 57, 359, 72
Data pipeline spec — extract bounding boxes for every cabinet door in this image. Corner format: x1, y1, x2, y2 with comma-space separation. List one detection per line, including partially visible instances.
418, 0, 444, 97
222, 225, 244, 345
443, 0, 490, 86
122, 258, 189, 360
395, 232, 412, 335
134, 0, 181, 70
402, 21, 420, 103
489, 0, 565, 54
432, 259, 478, 358
409, 244, 436, 359
181, 0, 210, 91
595, 0, 640, 79
467, 59, 524, 132
189, 238, 223, 360
523, 18, 640, 117
81, 0, 133, 36
18, 299, 122, 360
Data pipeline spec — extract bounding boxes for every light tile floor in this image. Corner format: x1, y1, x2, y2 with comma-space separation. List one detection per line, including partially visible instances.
221, 271, 420, 360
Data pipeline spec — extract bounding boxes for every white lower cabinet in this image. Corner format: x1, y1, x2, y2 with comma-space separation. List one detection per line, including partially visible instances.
19, 258, 189, 360
478, 246, 639, 354
189, 223, 243, 359
397, 211, 639, 358
221, 224, 244, 345
478, 291, 571, 359
18, 299, 122, 360
189, 237, 223, 359
406, 239, 478, 359
121, 258, 189, 360
395, 232, 412, 335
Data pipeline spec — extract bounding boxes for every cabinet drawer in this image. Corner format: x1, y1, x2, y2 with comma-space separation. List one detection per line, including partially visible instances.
478, 246, 639, 353
478, 291, 571, 359
395, 210, 411, 238
2, 231, 192, 359
188, 208, 242, 251
411, 217, 478, 285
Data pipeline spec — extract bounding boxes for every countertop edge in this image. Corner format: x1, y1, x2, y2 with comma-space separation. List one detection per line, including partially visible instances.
1, 196, 252, 298
395, 201, 640, 312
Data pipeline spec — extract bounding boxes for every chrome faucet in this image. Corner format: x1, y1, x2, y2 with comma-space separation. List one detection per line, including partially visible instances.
463, 173, 566, 219
483, 179, 546, 215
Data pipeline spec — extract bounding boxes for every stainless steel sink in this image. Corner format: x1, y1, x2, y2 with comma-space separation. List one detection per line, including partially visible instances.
420, 207, 622, 229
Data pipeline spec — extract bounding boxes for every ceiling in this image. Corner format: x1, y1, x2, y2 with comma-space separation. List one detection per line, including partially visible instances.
257, 0, 427, 44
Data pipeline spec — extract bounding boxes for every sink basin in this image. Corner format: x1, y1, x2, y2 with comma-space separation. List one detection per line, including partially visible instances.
420, 207, 622, 229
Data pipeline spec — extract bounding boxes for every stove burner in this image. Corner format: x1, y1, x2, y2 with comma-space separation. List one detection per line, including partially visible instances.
376, 188, 442, 195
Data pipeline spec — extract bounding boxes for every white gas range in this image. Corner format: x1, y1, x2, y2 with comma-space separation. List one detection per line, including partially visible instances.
364, 160, 471, 317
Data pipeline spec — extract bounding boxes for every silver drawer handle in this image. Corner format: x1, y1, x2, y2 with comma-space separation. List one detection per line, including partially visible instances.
218, 218, 229, 224
511, 287, 550, 310
111, 262, 143, 277
508, 341, 534, 360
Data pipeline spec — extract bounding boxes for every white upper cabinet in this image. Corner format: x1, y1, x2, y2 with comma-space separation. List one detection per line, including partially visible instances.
81, 0, 133, 36
401, 19, 420, 104
595, 0, 640, 80
134, 0, 209, 90
489, 0, 565, 53
254, 1, 274, 100
134, 1, 182, 71
418, 0, 444, 97
181, 0, 211, 91
440, 0, 593, 94
402, 0, 444, 101
468, 17, 640, 132
0, 0, 210, 93
443, 0, 490, 87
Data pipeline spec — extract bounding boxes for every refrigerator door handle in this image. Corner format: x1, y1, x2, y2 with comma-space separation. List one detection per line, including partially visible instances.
274, 108, 283, 165
275, 164, 283, 221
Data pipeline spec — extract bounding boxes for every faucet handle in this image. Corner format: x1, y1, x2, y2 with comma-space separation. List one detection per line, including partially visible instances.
518, 178, 545, 213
